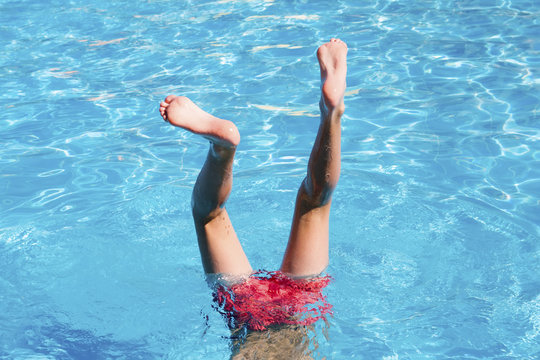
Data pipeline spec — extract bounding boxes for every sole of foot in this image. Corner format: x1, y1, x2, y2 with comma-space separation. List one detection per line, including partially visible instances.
317, 38, 348, 115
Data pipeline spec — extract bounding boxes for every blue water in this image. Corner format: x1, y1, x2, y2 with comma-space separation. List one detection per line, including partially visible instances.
1, 0, 539, 358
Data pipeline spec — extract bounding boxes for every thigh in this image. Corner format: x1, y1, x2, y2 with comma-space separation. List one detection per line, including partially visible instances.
280, 186, 331, 277
194, 208, 252, 275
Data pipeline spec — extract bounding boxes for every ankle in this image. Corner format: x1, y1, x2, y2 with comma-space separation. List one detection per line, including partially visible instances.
319, 98, 345, 120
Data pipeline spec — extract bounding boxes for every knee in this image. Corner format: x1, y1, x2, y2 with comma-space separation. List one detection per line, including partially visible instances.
301, 177, 336, 207
191, 201, 226, 224
191, 190, 225, 223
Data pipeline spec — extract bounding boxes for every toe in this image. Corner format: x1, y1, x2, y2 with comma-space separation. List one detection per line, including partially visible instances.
160, 107, 167, 119
165, 95, 177, 103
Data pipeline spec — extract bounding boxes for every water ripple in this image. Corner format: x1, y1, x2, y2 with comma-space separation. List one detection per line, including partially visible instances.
1, 0, 539, 358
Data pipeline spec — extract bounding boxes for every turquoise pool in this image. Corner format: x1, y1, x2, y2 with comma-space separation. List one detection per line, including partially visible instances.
1, 0, 539, 358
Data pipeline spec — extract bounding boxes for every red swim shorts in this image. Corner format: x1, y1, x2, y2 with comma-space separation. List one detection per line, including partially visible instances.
213, 270, 332, 331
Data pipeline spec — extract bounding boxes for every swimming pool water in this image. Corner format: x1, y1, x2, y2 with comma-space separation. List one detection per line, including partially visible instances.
1, 0, 539, 358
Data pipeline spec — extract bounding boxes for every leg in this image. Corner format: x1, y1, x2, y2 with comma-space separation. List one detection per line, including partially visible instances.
280, 38, 348, 277
160, 96, 252, 275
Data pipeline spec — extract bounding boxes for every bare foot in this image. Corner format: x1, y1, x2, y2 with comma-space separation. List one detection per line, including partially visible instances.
159, 95, 240, 147
317, 38, 347, 115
